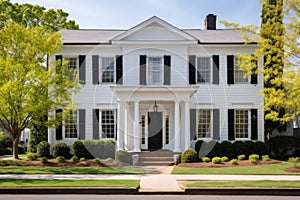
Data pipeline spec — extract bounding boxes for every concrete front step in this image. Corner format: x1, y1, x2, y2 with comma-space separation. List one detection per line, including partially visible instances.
132, 151, 180, 166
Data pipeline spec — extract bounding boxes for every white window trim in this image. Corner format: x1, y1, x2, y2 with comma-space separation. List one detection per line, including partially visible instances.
196, 56, 212, 84
146, 56, 164, 85
100, 56, 116, 84
99, 109, 117, 140
63, 110, 79, 140
234, 109, 251, 140
196, 109, 213, 140
234, 56, 250, 84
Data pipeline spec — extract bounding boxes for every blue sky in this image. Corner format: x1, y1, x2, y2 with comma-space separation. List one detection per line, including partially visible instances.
11, 0, 262, 29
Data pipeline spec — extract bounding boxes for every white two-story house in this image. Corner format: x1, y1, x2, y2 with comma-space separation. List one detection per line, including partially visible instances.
48, 15, 264, 153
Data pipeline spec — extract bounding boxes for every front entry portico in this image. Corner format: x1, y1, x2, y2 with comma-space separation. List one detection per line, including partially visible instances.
111, 86, 199, 152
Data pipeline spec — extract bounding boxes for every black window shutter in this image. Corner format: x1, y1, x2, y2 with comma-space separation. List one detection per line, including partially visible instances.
78, 109, 86, 140
189, 55, 196, 84
190, 109, 197, 141
92, 55, 99, 84
212, 55, 219, 84
93, 109, 100, 139
164, 55, 171, 85
228, 109, 235, 140
250, 56, 258, 84
116, 55, 123, 85
251, 109, 258, 140
140, 55, 147, 85
227, 55, 234, 84
213, 109, 220, 140
56, 109, 63, 140
79, 55, 86, 84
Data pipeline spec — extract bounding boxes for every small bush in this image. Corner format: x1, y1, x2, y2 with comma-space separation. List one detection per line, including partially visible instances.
105, 158, 114, 162
71, 156, 79, 163
93, 158, 100, 164
27, 152, 38, 161
72, 140, 88, 159
181, 148, 198, 163
249, 158, 257, 164
238, 155, 246, 160
202, 157, 211, 163
37, 141, 50, 158
212, 157, 222, 164
56, 156, 65, 163
5, 148, 12, 155
288, 157, 300, 168
79, 157, 85, 162
18, 144, 26, 154
221, 156, 229, 162
249, 154, 260, 161
230, 159, 238, 165
262, 155, 271, 161
40, 157, 48, 163
104, 140, 116, 159
115, 150, 131, 164
52, 142, 70, 158
270, 136, 300, 157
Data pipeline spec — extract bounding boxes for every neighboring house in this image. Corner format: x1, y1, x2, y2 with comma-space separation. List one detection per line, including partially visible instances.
48, 15, 264, 152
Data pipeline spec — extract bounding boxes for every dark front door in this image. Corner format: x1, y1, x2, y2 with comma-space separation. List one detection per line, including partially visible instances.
148, 112, 163, 150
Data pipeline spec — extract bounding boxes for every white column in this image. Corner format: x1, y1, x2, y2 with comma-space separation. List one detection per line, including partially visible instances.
133, 101, 140, 152
116, 101, 124, 150
174, 101, 181, 152
184, 101, 190, 149
124, 102, 128, 150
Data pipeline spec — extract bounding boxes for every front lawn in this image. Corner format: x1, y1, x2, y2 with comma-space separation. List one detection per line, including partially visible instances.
172, 162, 300, 175
0, 179, 139, 188
0, 166, 144, 174
185, 180, 300, 188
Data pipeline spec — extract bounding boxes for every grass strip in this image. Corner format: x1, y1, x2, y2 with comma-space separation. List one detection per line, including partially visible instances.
186, 180, 300, 188
0, 179, 139, 188
0, 166, 144, 174
172, 163, 300, 175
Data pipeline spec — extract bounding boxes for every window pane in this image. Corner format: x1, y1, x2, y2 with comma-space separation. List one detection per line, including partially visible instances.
101, 110, 116, 139
197, 57, 211, 83
234, 57, 248, 83
235, 110, 248, 138
148, 57, 162, 84
65, 110, 78, 139
101, 57, 115, 83
197, 109, 211, 138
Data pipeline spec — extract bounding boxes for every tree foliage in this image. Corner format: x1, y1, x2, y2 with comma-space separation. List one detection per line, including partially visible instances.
222, 0, 300, 126
0, 22, 79, 159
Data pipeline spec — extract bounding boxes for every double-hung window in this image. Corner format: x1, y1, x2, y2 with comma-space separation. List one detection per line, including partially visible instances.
197, 57, 211, 83
65, 57, 77, 80
101, 57, 115, 83
235, 110, 249, 139
197, 109, 211, 138
234, 57, 248, 83
101, 110, 116, 139
148, 57, 163, 85
65, 110, 78, 139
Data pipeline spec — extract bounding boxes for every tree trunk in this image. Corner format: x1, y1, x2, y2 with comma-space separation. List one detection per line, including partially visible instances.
12, 137, 19, 160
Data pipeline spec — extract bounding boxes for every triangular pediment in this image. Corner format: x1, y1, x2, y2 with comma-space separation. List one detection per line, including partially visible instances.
111, 16, 198, 43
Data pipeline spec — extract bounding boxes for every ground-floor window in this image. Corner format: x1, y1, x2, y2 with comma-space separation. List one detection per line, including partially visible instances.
65, 110, 78, 139
235, 110, 249, 138
101, 110, 116, 139
197, 109, 211, 138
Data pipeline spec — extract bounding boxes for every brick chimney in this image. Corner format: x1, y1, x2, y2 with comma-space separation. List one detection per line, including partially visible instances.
204, 14, 217, 30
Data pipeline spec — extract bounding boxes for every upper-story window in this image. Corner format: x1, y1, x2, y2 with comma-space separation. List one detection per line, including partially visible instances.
65, 57, 77, 80
197, 57, 211, 83
234, 57, 248, 84
101, 57, 115, 83
148, 57, 163, 85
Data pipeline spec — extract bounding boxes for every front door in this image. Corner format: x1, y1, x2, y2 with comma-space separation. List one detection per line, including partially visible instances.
148, 112, 163, 150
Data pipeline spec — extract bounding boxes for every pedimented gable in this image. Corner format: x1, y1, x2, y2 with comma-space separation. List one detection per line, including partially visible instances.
112, 16, 198, 43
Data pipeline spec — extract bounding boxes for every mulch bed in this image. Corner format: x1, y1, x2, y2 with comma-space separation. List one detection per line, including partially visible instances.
284, 167, 300, 173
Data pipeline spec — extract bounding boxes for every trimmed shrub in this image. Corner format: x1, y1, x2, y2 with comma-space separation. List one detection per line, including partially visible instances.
288, 157, 300, 168
212, 157, 222, 164
202, 157, 211, 163
219, 141, 234, 158
230, 159, 238, 165
232, 141, 246, 157
40, 157, 48, 163
37, 141, 50, 158
115, 150, 131, 164
249, 158, 257, 164
72, 140, 87, 159
105, 158, 114, 162
18, 144, 25, 154
82, 140, 94, 159
104, 140, 116, 159
262, 155, 271, 161
56, 156, 65, 163
71, 156, 79, 163
79, 157, 85, 162
238, 154, 246, 161
207, 141, 221, 158
0, 147, 11, 156
249, 154, 260, 161
93, 158, 100, 164
221, 156, 229, 162
94, 140, 105, 159
27, 152, 38, 161
270, 136, 300, 157
181, 148, 198, 163
52, 142, 70, 158
254, 141, 268, 156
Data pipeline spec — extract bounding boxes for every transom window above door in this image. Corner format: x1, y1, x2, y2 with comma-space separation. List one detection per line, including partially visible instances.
148, 57, 163, 85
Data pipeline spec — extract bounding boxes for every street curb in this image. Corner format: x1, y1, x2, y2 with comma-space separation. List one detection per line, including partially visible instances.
185, 188, 300, 196
0, 187, 139, 195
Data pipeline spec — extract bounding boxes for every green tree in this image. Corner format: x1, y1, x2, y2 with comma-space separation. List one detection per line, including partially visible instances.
0, 22, 79, 159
